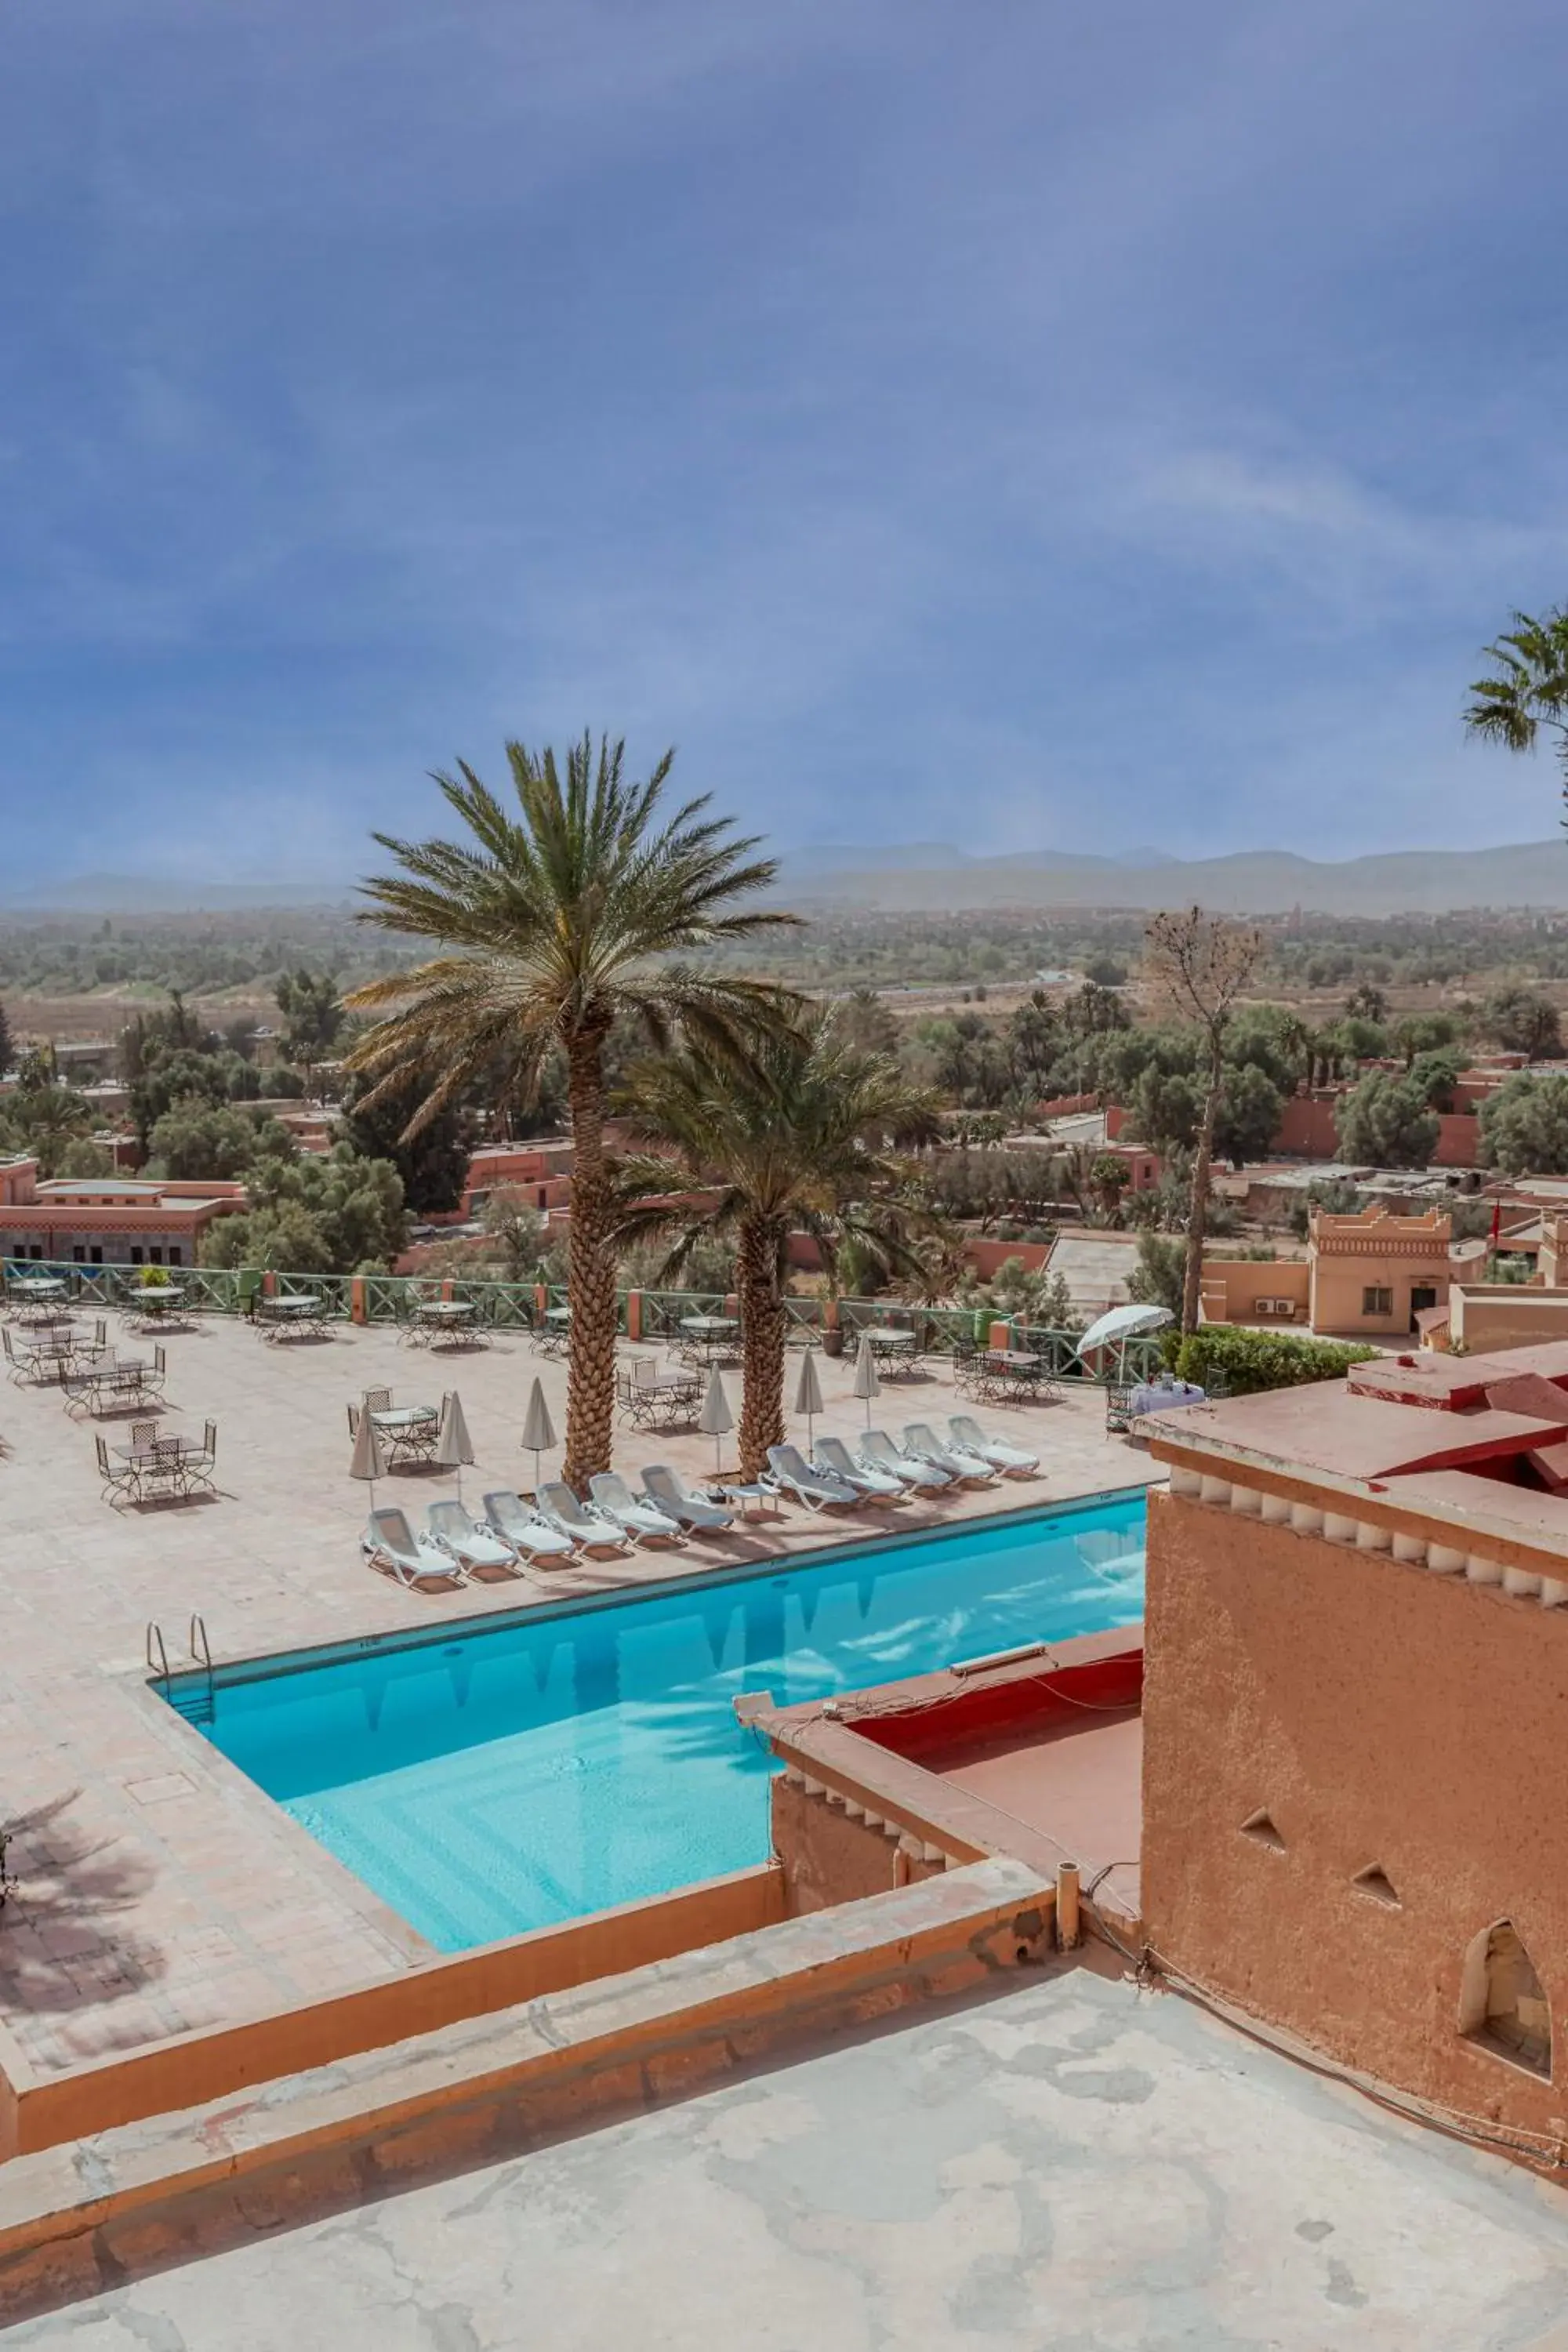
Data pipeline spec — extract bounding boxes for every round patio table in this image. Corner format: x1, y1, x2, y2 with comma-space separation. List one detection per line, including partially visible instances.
7, 1276, 67, 1303
678, 1314, 739, 1363
131, 1287, 184, 1318
411, 1299, 482, 1348
370, 1403, 440, 1463
255, 1294, 327, 1340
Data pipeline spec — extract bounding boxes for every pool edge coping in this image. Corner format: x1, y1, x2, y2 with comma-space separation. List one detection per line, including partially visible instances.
157, 1481, 1154, 1699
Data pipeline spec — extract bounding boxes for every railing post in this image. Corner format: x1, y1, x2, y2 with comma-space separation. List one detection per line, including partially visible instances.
626, 1288, 642, 1341
350, 1274, 367, 1325
988, 1319, 1011, 1352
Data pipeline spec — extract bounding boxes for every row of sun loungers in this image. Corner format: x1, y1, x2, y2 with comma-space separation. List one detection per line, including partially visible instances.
764, 1418, 1040, 1509
362, 1464, 742, 1586
361, 1417, 1041, 1586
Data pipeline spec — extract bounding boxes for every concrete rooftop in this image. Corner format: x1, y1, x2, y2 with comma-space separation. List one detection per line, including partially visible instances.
0, 1308, 1152, 2079
6, 1968, 1568, 2348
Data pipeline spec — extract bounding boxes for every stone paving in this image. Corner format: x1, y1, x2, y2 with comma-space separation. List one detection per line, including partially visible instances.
0, 1310, 1154, 2076
6, 1969, 1568, 2348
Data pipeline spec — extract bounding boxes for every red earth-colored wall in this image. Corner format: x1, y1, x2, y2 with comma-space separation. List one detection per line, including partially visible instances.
1142, 1487, 1568, 2138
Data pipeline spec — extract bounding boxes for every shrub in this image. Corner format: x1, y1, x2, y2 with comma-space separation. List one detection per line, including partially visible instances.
1163, 1323, 1377, 1396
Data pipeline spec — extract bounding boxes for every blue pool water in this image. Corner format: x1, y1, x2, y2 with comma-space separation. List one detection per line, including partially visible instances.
184, 1494, 1146, 1952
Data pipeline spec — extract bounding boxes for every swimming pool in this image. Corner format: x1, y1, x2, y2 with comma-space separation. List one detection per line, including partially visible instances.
176, 1491, 1146, 1952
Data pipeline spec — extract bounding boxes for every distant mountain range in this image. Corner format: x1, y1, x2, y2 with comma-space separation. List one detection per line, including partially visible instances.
0, 875, 355, 913
771, 839, 1568, 917
6, 839, 1568, 918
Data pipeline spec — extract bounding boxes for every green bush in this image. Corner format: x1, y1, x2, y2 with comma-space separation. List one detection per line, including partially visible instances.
1161, 1323, 1378, 1396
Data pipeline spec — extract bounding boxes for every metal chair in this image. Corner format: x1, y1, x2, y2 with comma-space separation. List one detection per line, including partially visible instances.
95, 1432, 140, 1508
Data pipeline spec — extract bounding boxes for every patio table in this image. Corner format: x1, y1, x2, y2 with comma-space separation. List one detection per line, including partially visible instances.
408, 1298, 484, 1349
1129, 1378, 1207, 1418
111, 1434, 212, 1501
532, 1306, 572, 1356
128, 1287, 187, 1327
716, 1482, 781, 1523
677, 1313, 740, 1364
369, 1403, 440, 1465
6, 1277, 67, 1303
255, 1294, 328, 1340
865, 1327, 922, 1374
65, 1360, 158, 1415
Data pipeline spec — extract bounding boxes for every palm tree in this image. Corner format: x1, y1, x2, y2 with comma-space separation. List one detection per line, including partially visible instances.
610, 1018, 940, 1480
346, 735, 797, 1484
1465, 608, 1568, 822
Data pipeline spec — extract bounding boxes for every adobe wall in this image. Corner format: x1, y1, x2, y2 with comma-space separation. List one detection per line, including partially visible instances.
770, 1778, 946, 1915
1142, 1488, 1568, 2137
1450, 1287, 1568, 1354
1433, 1112, 1480, 1168
1200, 1258, 1309, 1323
1272, 1094, 1340, 1157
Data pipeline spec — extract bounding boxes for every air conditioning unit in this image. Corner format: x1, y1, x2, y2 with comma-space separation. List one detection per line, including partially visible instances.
1257, 1297, 1296, 1318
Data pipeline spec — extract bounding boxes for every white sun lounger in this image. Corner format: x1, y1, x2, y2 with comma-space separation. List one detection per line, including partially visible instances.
483, 1490, 577, 1564
361, 1505, 466, 1588
590, 1472, 684, 1544
949, 1414, 1040, 1475
641, 1464, 735, 1530
766, 1443, 861, 1510
812, 1435, 904, 1498
427, 1500, 521, 1573
902, 1421, 998, 1483
860, 1428, 953, 1492
538, 1480, 635, 1554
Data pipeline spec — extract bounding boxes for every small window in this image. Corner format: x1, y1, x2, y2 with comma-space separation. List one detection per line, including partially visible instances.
1363, 1287, 1393, 1316
1460, 1918, 1552, 2078
72, 1245, 85, 1263
131, 1247, 143, 1265
168, 1246, 182, 1267
1351, 1864, 1401, 1908
1240, 1808, 1286, 1853
149, 1247, 162, 1265
89, 1247, 102, 1265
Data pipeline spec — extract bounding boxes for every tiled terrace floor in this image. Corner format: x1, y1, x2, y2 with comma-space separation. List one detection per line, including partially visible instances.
0, 1312, 1154, 2077
7, 1969, 1567, 2348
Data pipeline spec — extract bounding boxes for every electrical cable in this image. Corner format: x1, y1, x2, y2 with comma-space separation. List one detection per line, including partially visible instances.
1084, 1910, 1568, 2172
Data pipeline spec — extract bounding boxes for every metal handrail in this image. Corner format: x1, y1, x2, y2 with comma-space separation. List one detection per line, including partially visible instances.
188, 1613, 214, 1706
145, 1621, 171, 1689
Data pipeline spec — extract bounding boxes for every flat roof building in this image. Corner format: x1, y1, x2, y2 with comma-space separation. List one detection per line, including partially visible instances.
1138, 1344, 1568, 2154
0, 1157, 245, 1269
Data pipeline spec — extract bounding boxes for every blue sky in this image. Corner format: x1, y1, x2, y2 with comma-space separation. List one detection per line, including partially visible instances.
5, 0, 1568, 884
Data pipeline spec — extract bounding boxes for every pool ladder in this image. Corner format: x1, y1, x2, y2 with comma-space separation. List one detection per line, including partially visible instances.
146, 1614, 216, 1726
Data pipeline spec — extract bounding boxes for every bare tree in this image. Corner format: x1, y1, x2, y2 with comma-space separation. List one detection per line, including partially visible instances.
1143, 908, 1264, 1333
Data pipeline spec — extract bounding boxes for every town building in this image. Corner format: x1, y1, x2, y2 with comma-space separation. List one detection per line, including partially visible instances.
460, 1139, 574, 1218
1306, 1202, 1471, 1336
1138, 1343, 1568, 2150
0, 1156, 245, 1268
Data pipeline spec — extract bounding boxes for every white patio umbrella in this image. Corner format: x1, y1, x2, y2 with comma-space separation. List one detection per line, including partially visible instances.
348, 1405, 387, 1508
1077, 1302, 1173, 1359
851, 1331, 882, 1428
435, 1389, 475, 1504
793, 1347, 825, 1457
520, 1376, 557, 1494
699, 1363, 734, 1477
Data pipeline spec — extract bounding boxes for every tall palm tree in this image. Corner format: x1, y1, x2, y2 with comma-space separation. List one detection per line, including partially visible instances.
346, 735, 797, 1484
610, 1018, 941, 1480
1465, 608, 1568, 822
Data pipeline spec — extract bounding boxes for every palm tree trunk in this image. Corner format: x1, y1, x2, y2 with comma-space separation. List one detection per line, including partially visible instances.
564, 1026, 617, 1487
1181, 1044, 1221, 1336
737, 1215, 788, 1483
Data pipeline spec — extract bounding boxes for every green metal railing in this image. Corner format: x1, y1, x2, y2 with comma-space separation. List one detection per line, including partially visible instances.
0, 1257, 1163, 1384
